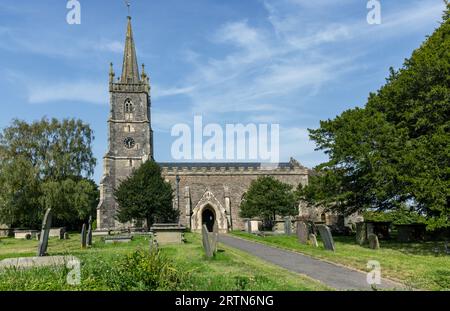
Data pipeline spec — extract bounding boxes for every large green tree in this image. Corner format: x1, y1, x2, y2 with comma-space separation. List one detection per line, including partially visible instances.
240, 176, 297, 227
304, 5, 450, 230
114, 160, 178, 228
0, 118, 98, 228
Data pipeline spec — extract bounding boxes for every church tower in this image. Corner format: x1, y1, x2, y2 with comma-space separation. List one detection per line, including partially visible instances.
97, 16, 153, 229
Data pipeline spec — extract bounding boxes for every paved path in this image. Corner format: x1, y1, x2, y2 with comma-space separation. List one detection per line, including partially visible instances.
219, 235, 405, 291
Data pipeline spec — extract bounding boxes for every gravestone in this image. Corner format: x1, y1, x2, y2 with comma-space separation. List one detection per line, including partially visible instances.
14, 230, 38, 240
368, 234, 380, 250
37, 208, 53, 257
209, 221, 219, 253
317, 224, 336, 251
247, 220, 262, 233
0, 255, 77, 270
104, 236, 132, 243
284, 217, 292, 235
150, 223, 186, 245
63, 232, 69, 240
309, 233, 319, 247
48, 228, 65, 239
87, 216, 93, 247
244, 219, 251, 233
81, 223, 87, 248
356, 222, 367, 245
202, 224, 214, 258
296, 221, 309, 244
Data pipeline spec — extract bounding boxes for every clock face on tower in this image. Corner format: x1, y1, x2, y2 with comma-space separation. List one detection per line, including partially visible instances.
123, 137, 135, 149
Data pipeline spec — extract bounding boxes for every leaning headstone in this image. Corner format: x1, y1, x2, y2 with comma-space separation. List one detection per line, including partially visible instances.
309, 233, 319, 247
356, 222, 367, 245
317, 224, 336, 251
37, 208, 53, 257
87, 216, 93, 247
202, 224, 214, 258
368, 234, 380, 250
209, 221, 219, 253
284, 217, 292, 235
81, 224, 87, 248
296, 221, 309, 244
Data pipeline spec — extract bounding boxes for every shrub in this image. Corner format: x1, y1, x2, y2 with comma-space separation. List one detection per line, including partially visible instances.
110, 249, 188, 290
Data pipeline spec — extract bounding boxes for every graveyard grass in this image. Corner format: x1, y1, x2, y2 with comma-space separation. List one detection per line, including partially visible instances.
0, 233, 329, 291
231, 232, 450, 291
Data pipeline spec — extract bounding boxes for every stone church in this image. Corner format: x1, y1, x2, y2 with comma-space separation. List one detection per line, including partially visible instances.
97, 17, 335, 233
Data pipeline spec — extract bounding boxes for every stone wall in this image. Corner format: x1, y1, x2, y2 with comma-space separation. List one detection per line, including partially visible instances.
161, 164, 309, 232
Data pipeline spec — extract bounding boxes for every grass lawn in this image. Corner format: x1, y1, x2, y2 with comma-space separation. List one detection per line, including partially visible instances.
231, 231, 450, 291
0, 233, 329, 291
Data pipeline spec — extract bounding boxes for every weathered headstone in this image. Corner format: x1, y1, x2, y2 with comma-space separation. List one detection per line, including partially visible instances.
284, 217, 292, 235
81, 223, 87, 248
37, 208, 53, 257
87, 216, 93, 247
317, 224, 336, 251
296, 221, 309, 244
104, 236, 132, 243
356, 222, 367, 245
209, 221, 219, 253
309, 233, 319, 247
202, 224, 214, 258
150, 223, 186, 245
368, 234, 380, 250
244, 219, 251, 233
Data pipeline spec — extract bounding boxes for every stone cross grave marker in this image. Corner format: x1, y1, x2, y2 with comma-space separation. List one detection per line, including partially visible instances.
309, 233, 319, 247
37, 208, 53, 257
297, 221, 309, 244
202, 224, 214, 258
368, 233, 380, 250
81, 223, 87, 249
317, 224, 336, 251
87, 216, 93, 247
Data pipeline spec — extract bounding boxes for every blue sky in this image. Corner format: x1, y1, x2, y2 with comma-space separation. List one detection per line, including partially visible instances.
0, 0, 446, 183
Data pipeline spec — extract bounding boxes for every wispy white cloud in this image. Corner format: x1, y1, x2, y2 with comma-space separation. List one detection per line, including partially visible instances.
93, 40, 124, 54
3, 69, 108, 105
27, 81, 107, 105
152, 85, 196, 99
0, 25, 124, 58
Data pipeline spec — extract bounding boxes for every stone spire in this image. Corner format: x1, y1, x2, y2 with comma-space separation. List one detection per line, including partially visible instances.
121, 16, 140, 83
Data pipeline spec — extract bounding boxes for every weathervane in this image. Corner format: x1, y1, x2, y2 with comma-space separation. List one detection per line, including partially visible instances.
124, 0, 131, 17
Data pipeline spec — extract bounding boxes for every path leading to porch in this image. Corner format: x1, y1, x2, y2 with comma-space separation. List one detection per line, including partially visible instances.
218, 235, 405, 291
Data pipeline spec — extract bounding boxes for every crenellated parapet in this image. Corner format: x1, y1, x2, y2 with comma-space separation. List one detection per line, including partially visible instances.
159, 162, 310, 176
110, 82, 150, 93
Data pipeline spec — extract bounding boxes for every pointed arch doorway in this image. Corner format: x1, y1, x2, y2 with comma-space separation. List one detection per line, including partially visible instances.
202, 206, 215, 232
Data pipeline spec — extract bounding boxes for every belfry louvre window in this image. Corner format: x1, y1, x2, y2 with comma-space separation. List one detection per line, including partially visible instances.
125, 99, 133, 113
